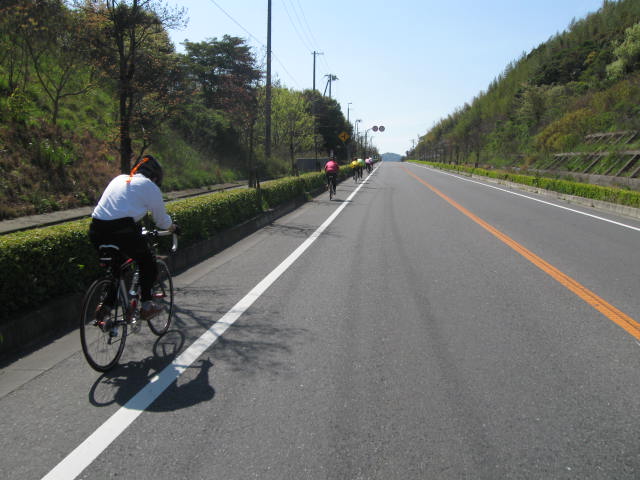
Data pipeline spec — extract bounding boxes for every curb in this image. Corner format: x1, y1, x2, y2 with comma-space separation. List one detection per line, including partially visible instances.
0, 193, 311, 360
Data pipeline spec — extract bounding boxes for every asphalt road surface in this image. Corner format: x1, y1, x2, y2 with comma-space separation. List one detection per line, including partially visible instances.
2, 161, 640, 479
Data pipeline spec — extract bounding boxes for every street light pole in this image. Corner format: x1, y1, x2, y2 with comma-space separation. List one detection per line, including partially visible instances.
354, 119, 362, 158
364, 128, 372, 158
364, 125, 386, 158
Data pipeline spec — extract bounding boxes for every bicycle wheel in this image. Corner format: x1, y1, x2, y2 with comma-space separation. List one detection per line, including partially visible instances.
80, 278, 128, 372
329, 179, 334, 200
147, 259, 173, 335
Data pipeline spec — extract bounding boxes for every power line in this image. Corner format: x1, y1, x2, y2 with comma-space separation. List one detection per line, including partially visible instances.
281, 0, 313, 52
206, 0, 301, 88
291, 1, 332, 74
207, 0, 263, 48
293, 0, 321, 51
288, 0, 334, 81
286, 0, 316, 52
280, 0, 334, 89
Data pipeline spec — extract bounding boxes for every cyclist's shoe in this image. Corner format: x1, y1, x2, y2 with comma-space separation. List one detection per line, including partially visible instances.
95, 303, 113, 331
140, 301, 163, 320
95, 303, 111, 322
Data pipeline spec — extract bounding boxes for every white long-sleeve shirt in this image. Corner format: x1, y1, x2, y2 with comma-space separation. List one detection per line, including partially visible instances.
92, 174, 172, 229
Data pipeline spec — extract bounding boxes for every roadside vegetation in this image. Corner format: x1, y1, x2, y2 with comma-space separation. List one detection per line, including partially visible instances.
409, 0, 640, 191
412, 160, 640, 209
0, 0, 364, 220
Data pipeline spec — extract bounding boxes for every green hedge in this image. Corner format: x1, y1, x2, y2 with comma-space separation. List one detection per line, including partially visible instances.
411, 161, 640, 208
0, 219, 99, 321
167, 188, 262, 246
0, 171, 330, 324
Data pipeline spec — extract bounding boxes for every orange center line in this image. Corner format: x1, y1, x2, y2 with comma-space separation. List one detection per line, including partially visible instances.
402, 166, 640, 340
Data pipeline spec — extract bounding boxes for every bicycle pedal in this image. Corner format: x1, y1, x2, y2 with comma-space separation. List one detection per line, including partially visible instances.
129, 318, 141, 334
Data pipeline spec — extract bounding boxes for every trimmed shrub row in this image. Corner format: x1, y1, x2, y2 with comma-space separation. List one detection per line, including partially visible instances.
0, 170, 335, 324
412, 161, 640, 208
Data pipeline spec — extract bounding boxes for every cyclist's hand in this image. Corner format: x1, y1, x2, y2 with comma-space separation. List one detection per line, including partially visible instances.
170, 223, 181, 235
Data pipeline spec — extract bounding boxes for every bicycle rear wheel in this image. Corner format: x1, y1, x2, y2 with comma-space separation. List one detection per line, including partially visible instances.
147, 259, 173, 335
329, 179, 334, 200
80, 278, 128, 372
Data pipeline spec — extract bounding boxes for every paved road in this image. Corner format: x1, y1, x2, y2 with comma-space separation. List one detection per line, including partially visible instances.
2, 162, 640, 479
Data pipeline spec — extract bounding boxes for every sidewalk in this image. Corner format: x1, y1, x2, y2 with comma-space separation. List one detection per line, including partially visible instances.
0, 182, 244, 235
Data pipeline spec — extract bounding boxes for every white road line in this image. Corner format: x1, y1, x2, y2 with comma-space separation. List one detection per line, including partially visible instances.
42, 168, 377, 480
408, 163, 640, 233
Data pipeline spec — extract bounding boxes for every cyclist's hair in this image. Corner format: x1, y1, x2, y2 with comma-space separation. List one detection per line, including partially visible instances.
128, 154, 164, 187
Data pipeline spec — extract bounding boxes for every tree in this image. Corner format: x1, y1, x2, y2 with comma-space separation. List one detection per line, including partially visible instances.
0, 0, 58, 97
269, 87, 314, 174
181, 36, 262, 178
130, 30, 188, 157
80, 0, 186, 173
24, 4, 96, 124
182, 35, 261, 114
303, 89, 350, 162
606, 22, 640, 80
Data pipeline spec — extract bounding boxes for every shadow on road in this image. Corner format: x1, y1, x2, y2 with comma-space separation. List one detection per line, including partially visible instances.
87, 300, 307, 411
88, 329, 216, 412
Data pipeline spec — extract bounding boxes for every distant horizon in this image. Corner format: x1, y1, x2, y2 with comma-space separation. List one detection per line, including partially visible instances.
169, 1, 603, 155
381, 152, 403, 161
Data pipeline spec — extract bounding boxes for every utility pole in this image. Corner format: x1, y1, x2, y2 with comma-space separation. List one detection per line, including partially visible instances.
311, 51, 323, 171
323, 74, 337, 97
312, 51, 323, 91
354, 119, 361, 158
265, 0, 272, 160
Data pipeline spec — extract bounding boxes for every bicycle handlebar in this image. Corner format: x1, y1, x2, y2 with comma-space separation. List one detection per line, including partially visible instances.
141, 228, 178, 253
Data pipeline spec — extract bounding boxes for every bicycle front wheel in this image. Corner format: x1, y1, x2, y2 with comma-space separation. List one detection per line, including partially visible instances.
80, 278, 128, 372
148, 259, 173, 335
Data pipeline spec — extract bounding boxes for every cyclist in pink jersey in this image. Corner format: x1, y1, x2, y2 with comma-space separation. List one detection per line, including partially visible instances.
324, 157, 339, 194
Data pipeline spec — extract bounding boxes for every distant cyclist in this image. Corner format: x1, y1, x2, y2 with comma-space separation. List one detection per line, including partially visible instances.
357, 158, 365, 179
350, 159, 359, 181
89, 154, 178, 321
365, 157, 373, 173
324, 157, 339, 194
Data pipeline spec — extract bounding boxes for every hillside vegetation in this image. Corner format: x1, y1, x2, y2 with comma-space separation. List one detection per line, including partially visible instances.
0, 0, 363, 220
410, 0, 640, 190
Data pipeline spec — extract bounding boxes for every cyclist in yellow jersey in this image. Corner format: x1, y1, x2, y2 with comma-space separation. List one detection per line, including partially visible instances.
356, 158, 364, 179
350, 159, 359, 181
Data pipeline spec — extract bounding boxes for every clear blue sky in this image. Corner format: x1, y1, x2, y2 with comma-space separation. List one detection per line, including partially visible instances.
167, 0, 605, 156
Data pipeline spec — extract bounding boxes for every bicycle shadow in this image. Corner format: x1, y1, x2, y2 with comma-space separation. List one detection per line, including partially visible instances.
88, 303, 309, 411
88, 330, 216, 412
314, 196, 353, 205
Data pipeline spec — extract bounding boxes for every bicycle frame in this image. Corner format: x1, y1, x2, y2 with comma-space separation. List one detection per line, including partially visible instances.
106, 229, 177, 322
81, 229, 178, 371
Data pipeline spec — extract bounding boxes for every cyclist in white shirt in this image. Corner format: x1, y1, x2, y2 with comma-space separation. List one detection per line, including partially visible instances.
89, 155, 177, 320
